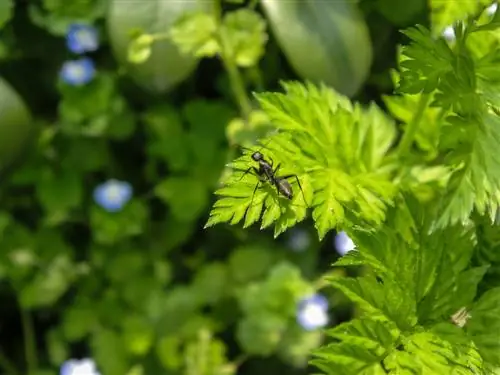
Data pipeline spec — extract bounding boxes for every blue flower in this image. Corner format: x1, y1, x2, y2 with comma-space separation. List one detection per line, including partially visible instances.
334, 231, 356, 256
60, 358, 100, 375
66, 23, 99, 54
60, 58, 95, 86
93, 179, 132, 212
287, 229, 311, 252
297, 294, 329, 330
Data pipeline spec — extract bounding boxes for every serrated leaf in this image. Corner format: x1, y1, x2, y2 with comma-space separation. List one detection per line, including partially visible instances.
332, 275, 417, 332
206, 82, 398, 239
312, 319, 398, 375
466, 287, 500, 365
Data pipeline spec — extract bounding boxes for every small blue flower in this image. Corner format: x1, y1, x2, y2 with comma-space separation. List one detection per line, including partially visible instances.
93, 179, 132, 212
287, 229, 311, 252
60, 57, 95, 86
334, 231, 356, 256
66, 23, 99, 54
61, 358, 100, 375
297, 294, 329, 331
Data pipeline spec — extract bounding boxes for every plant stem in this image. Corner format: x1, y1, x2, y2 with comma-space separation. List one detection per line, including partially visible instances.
20, 308, 37, 374
0, 349, 19, 375
397, 93, 431, 155
213, 0, 253, 123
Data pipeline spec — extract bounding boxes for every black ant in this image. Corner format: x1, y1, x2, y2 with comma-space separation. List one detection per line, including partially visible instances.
238, 147, 308, 209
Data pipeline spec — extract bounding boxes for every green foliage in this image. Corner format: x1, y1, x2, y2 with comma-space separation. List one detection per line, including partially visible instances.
429, 0, 493, 35
207, 81, 398, 239
2, 0, 500, 375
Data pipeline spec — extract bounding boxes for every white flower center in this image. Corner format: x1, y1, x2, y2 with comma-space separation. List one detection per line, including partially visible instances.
68, 64, 86, 79
303, 304, 328, 327
105, 184, 123, 203
76, 29, 95, 47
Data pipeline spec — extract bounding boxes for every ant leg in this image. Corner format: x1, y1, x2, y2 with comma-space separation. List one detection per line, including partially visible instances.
281, 174, 308, 207
237, 166, 260, 181
249, 180, 262, 208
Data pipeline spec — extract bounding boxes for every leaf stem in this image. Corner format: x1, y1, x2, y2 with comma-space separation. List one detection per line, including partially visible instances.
397, 93, 431, 155
20, 307, 37, 374
213, 0, 253, 123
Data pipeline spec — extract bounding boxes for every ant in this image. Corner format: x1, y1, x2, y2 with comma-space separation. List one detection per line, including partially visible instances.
238, 146, 308, 209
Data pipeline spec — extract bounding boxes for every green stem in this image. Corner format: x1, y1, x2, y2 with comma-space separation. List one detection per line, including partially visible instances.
397, 93, 431, 155
213, 0, 253, 123
0, 350, 19, 375
20, 308, 37, 374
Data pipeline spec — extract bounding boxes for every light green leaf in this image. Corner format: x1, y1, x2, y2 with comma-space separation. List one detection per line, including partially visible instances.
91, 329, 129, 375
0, 76, 33, 174
170, 11, 219, 58
206, 81, 398, 239
261, 0, 372, 97
221, 9, 268, 67
127, 34, 154, 64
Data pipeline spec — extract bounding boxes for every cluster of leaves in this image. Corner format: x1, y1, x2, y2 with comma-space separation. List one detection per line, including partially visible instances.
0, 0, 360, 373
206, 3, 500, 374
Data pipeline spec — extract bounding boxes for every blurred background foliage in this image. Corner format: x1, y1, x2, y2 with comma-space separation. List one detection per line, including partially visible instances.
0, 0, 480, 374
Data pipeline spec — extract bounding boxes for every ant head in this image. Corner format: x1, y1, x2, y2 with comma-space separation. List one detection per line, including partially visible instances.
251, 151, 263, 161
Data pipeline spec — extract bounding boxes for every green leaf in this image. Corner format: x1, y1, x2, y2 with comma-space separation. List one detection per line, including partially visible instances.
91, 329, 129, 375
228, 245, 277, 283
36, 167, 83, 218
466, 287, 500, 365
46, 329, 68, 366
170, 11, 219, 58
332, 275, 417, 332
28, 0, 106, 35
375, 0, 425, 26
221, 9, 268, 67
192, 263, 228, 305
0, 0, 13, 29
184, 329, 233, 375
0, 76, 33, 174
157, 336, 182, 370
155, 176, 208, 222
261, 0, 372, 97
143, 104, 190, 171
19, 254, 77, 308
122, 315, 154, 356
62, 303, 98, 341
236, 312, 287, 356
311, 319, 398, 374
206, 81, 398, 239
127, 34, 154, 64
107, 0, 213, 93
90, 200, 148, 245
